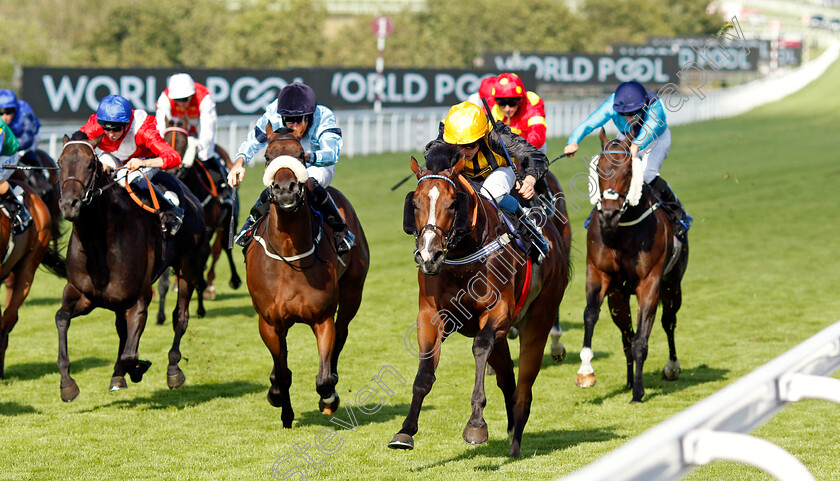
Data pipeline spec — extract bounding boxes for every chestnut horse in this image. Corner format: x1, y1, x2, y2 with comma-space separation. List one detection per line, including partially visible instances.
156, 118, 240, 324
245, 124, 369, 426
576, 128, 689, 403
10, 150, 63, 250
55, 132, 209, 402
390, 143, 570, 457
0, 181, 65, 378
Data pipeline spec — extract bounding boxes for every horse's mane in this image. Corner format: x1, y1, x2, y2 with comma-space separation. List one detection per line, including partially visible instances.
69, 131, 89, 141
424, 142, 461, 173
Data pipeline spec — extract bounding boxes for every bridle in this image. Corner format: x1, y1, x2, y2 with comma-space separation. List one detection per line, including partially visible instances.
58, 141, 112, 205
596, 149, 633, 216
414, 174, 460, 254
265, 136, 308, 211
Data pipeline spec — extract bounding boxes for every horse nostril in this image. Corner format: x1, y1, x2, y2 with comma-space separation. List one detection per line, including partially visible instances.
289, 182, 296, 192
432, 250, 444, 263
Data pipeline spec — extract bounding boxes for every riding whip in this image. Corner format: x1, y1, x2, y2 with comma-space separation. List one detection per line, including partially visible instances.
480, 97, 520, 181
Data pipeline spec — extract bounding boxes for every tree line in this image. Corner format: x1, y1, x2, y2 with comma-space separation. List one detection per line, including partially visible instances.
0, 0, 720, 88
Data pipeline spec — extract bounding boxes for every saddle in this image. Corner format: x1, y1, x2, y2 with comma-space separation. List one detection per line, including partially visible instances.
0, 185, 32, 235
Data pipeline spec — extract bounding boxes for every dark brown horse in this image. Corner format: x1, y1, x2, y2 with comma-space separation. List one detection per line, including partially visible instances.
55, 132, 208, 402
0, 181, 65, 378
390, 143, 570, 457
245, 123, 369, 426
10, 150, 63, 250
575, 128, 689, 403
156, 119, 240, 324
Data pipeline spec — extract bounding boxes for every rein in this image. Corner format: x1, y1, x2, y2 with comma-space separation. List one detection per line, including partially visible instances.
165, 126, 218, 197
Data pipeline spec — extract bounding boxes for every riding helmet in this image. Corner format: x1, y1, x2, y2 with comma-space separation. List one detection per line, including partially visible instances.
478, 75, 497, 101
613, 81, 649, 113
442, 102, 489, 145
492, 73, 525, 100
277, 82, 317, 116
96, 94, 133, 124
0, 89, 17, 110
168, 73, 196, 100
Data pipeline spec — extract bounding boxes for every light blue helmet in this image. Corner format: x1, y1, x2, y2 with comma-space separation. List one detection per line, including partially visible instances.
96, 94, 132, 124
0, 89, 17, 110
613, 81, 648, 114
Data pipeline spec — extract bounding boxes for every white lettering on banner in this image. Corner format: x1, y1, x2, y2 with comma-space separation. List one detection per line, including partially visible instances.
42, 75, 88, 112
678, 47, 751, 70
332, 72, 433, 104
206, 76, 230, 104
434, 74, 455, 103
230, 77, 289, 113
491, 54, 673, 83
332, 72, 367, 103
85, 76, 120, 112
573, 57, 595, 82
121, 76, 146, 110
146, 76, 157, 110
403, 73, 428, 103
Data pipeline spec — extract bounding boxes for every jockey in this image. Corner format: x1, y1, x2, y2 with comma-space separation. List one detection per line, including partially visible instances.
155, 73, 233, 204
0, 89, 42, 164
228, 82, 354, 253
564, 81, 692, 239
467, 75, 498, 111
0, 117, 30, 232
427, 101, 550, 262
80, 94, 185, 238
489, 73, 547, 152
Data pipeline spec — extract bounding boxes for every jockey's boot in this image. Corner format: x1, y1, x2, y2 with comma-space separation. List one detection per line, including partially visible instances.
649, 176, 692, 240
517, 204, 550, 264
1, 186, 32, 234
310, 183, 355, 254
153, 186, 184, 239
234, 188, 270, 247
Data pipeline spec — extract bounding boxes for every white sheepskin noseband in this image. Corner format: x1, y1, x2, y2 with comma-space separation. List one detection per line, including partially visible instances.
588, 153, 647, 207
263, 155, 309, 187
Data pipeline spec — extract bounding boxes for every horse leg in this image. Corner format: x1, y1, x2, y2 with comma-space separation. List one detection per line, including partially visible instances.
259, 317, 294, 427
156, 267, 170, 325
311, 317, 340, 414
549, 315, 566, 362
660, 281, 682, 381
631, 277, 661, 403
119, 297, 152, 384
330, 283, 363, 382
463, 319, 497, 446
486, 335, 515, 442
204, 229, 222, 300
607, 291, 635, 389
56, 285, 94, 402
577, 266, 609, 388
222, 206, 242, 290
166, 275, 194, 389
110, 311, 129, 391
389, 318, 443, 450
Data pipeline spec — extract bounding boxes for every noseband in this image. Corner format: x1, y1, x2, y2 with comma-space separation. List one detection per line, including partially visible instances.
415, 174, 459, 252
59, 141, 109, 205
596, 149, 633, 215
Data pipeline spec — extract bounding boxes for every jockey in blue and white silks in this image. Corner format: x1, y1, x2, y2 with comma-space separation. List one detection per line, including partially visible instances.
0, 89, 42, 160
227, 82, 353, 253
565, 81, 691, 239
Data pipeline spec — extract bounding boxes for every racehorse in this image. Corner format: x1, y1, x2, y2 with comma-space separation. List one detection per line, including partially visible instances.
245, 123, 369, 426
156, 118, 240, 324
391, 143, 569, 457
0, 181, 65, 379
575, 128, 689, 403
10, 150, 63, 250
54, 131, 209, 402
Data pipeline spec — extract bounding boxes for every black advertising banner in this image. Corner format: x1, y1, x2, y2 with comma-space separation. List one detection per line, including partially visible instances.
483, 52, 680, 86
22, 67, 536, 120
646, 37, 762, 70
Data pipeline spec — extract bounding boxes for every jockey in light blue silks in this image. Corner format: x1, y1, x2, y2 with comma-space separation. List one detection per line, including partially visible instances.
227, 82, 354, 253
564, 81, 692, 238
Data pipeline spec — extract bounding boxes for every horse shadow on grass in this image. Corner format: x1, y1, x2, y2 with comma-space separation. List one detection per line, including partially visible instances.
581, 363, 729, 405
0, 401, 39, 415
80, 380, 263, 412
295, 402, 420, 429
408, 426, 620, 471
3, 357, 109, 381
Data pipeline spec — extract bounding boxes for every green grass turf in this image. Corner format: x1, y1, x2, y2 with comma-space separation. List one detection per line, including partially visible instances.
1, 59, 840, 480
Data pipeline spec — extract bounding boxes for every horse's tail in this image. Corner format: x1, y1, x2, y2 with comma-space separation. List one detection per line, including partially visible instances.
40, 242, 67, 278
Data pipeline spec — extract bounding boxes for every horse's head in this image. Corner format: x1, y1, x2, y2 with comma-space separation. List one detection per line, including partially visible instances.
163, 117, 191, 166
593, 128, 640, 232
403, 143, 470, 275
263, 122, 308, 212
57, 131, 103, 220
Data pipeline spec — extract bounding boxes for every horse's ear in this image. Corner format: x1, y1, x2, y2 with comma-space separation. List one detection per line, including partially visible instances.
453, 192, 470, 237
266, 121, 275, 138
403, 191, 417, 235
599, 127, 607, 147
62, 134, 70, 145
292, 121, 306, 139
624, 126, 636, 145
452, 155, 466, 174
89, 134, 103, 148
410, 156, 421, 176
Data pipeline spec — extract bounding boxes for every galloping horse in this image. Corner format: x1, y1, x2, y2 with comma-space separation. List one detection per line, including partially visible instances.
391, 143, 570, 457
157, 118, 240, 316
245, 123, 369, 426
0, 181, 65, 378
10, 150, 63, 250
575, 128, 689, 403
55, 132, 209, 401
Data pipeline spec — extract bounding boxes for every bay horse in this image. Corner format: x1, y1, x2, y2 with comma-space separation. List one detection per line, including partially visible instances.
390, 143, 570, 457
156, 118, 240, 323
0, 180, 66, 379
55, 131, 209, 402
10, 150, 63, 250
245, 123, 369, 426
575, 128, 689, 403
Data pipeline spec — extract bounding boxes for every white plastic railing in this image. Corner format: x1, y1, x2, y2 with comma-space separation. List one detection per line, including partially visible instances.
37, 40, 838, 162
557, 320, 840, 481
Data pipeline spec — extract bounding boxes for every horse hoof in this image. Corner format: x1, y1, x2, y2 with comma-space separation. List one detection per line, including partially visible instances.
507, 327, 519, 340
156, 312, 166, 325
61, 381, 80, 402
167, 370, 186, 389
128, 360, 152, 383
203, 286, 216, 300
388, 433, 414, 450
109, 376, 127, 391
319, 393, 340, 415
197, 306, 206, 318
663, 359, 681, 381
551, 343, 567, 362
486, 365, 496, 376
229, 277, 242, 290
575, 372, 596, 388
463, 424, 489, 445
